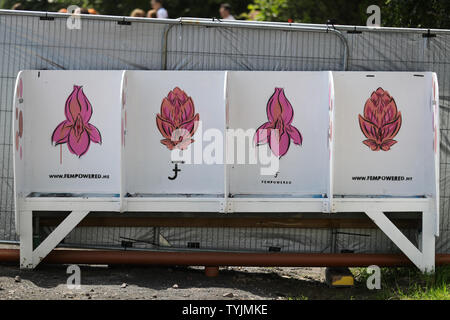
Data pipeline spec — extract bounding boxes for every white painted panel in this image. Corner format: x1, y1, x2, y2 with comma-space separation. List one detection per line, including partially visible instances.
123, 71, 226, 196
19, 71, 122, 195
333, 72, 435, 197
227, 71, 331, 197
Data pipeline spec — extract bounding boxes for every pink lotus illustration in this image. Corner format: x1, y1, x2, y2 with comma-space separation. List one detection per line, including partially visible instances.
358, 87, 402, 151
254, 88, 303, 157
52, 85, 102, 157
156, 87, 200, 150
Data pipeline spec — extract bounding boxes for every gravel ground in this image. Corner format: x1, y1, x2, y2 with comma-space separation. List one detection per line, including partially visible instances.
0, 263, 381, 300
0, 245, 378, 300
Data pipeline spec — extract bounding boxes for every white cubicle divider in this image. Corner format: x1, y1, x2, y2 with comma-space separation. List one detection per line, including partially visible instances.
13, 70, 123, 268
226, 71, 333, 213
333, 72, 437, 198
13, 70, 123, 205
332, 72, 439, 272
13, 70, 439, 272
122, 71, 227, 212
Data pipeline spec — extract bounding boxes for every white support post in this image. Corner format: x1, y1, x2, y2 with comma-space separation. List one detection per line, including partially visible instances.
420, 209, 436, 273
365, 210, 435, 273
19, 210, 33, 269
19, 210, 89, 269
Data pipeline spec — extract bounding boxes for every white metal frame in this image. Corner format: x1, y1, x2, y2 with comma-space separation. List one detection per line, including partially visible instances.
334, 198, 436, 272
18, 197, 119, 269
16, 196, 436, 272
16, 196, 436, 271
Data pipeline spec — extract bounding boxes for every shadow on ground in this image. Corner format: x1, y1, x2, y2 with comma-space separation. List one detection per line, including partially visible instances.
0, 263, 380, 300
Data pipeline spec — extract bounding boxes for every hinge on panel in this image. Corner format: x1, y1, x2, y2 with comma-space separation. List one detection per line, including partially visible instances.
118, 17, 131, 26
40, 13, 54, 21
422, 29, 436, 38
347, 26, 362, 34
326, 19, 337, 32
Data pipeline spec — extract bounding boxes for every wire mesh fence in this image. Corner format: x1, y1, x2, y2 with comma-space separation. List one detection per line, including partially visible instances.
0, 10, 449, 254
47, 226, 415, 254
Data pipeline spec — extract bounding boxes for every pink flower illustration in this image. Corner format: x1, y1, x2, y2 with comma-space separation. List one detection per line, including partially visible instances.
254, 88, 303, 157
156, 87, 200, 150
17, 78, 23, 99
359, 87, 402, 151
52, 85, 102, 157
15, 77, 24, 159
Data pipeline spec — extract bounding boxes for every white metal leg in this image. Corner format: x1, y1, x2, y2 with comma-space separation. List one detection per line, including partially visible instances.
19, 210, 89, 269
19, 210, 33, 269
420, 210, 436, 273
365, 210, 435, 273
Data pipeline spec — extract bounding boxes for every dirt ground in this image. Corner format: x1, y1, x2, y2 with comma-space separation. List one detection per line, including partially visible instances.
0, 244, 380, 300
0, 266, 384, 299
0, 263, 381, 300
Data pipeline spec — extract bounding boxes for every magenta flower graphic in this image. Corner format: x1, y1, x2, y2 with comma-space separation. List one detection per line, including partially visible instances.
358, 87, 402, 151
52, 85, 102, 157
156, 87, 200, 150
17, 78, 23, 100
254, 88, 303, 157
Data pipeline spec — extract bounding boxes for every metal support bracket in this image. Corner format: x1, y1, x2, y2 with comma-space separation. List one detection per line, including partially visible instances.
365, 210, 435, 273
225, 200, 234, 213
20, 210, 89, 269
322, 200, 329, 213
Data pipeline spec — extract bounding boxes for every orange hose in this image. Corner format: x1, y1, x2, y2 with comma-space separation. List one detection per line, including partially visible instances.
1, 249, 450, 267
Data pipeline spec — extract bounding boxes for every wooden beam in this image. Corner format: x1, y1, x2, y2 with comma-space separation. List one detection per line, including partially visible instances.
38, 217, 421, 229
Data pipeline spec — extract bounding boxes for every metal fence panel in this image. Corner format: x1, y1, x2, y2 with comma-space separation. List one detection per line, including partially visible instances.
0, 11, 449, 254
165, 24, 345, 71
345, 30, 450, 252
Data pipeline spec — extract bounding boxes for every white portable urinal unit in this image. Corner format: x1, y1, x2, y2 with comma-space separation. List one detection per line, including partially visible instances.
332, 71, 439, 272
13, 70, 123, 268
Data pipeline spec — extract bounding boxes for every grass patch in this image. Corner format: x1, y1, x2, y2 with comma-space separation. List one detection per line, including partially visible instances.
352, 265, 450, 300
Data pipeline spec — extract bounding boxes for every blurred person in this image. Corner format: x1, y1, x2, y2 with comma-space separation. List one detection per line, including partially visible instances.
149, 0, 168, 19
219, 3, 235, 20
74, 7, 90, 15
88, 8, 98, 15
147, 9, 157, 18
131, 8, 146, 17
11, 3, 23, 10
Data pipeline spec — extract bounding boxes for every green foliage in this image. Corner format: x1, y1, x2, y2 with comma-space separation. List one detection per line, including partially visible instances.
0, 0, 252, 18
245, 0, 289, 21
353, 266, 450, 300
1, 0, 448, 28
383, 0, 450, 29
245, 0, 450, 28
0, 0, 51, 11
246, 0, 383, 24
